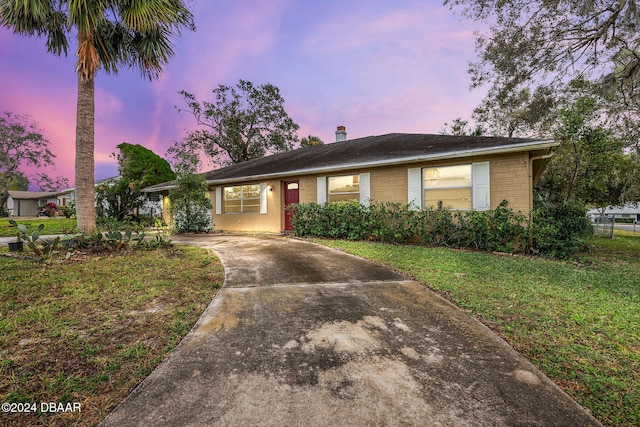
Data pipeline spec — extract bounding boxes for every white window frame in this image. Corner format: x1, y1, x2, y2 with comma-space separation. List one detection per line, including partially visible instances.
408, 162, 490, 211
423, 164, 473, 211
318, 173, 370, 205
222, 184, 263, 214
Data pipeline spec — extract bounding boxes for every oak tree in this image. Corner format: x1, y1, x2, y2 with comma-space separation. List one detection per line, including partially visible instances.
0, 112, 54, 208
446, 0, 640, 142
169, 80, 299, 168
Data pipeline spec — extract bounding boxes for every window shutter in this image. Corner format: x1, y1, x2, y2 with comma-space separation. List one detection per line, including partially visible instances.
472, 161, 490, 211
260, 183, 267, 214
207, 198, 213, 226
215, 187, 222, 215
359, 173, 370, 206
407, 168, 421, 210
317, 177, 327, 204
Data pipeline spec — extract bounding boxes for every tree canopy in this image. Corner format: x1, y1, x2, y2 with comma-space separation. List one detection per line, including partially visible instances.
300, 135, 324, 147
440, 118, 486, 136
169, 80, 300, 169
1, 0, 194, 232
116, 143, 176, 188
36, 173, 69, 192
536, 98, 639, 208
97, 143, 175, 220
0, 112, 54, 208
446, 0, 640, 144
6, 172, 29, 191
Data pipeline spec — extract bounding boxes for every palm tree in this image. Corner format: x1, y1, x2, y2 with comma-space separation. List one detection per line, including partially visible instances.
0, 1, 194, 232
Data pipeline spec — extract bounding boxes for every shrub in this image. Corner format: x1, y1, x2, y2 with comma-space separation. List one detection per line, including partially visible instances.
456, 201, 529, 252
290, 200, 367, 240
532, 200, 593, 258
366, 202, 417, 243
614, 217, 635, 224
38, 202, 58, 217
169, 173, 212, 233
291, 199, 591, 258
57, 202, 75, 218
290, 200, 530, 253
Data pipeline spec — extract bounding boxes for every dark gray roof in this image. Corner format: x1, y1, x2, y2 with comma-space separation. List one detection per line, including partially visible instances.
203, 133, 555, 183
8, 190, 60, 200
143, 133, 555, 191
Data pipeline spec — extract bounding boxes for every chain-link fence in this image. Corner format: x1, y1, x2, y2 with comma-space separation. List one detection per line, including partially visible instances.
592, 216, 614, 238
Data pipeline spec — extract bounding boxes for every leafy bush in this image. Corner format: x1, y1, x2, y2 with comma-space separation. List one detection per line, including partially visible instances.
291, 199, 592, 257
290, 200, 530, 254
168, 173, 212, 233
532, 200, 593, 258
614, 217, 635, 224
57, 203, 75, 218
456, 201, 529, 252
38, 202, 58, 217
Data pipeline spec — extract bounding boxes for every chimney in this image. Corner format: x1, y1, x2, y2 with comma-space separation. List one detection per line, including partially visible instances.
335, 125, 347, 142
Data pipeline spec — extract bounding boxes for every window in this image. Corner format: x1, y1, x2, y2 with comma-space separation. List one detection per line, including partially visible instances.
327, 175, 360, 202
147, 193, 161, 202
224, 184, 261, 213
423, 165, 472, 210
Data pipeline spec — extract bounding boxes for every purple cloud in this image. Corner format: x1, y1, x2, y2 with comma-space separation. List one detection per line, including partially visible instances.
0, 1, 486, 186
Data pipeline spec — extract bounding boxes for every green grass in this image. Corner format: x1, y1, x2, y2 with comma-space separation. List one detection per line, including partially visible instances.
0, 217, 78, 237
313, 231, 640, 427
0, 245, 224, 426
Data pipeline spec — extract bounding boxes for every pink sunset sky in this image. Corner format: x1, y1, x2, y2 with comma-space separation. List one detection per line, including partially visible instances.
0, 0, 487, 187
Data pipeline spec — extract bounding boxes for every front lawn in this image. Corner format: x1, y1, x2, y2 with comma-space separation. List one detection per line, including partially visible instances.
0, 245, 223, 426
314, 232, 640, 427
0, 217, 77, 237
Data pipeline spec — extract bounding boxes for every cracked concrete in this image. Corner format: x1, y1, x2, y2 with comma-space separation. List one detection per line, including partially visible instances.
99, 234, 601, 427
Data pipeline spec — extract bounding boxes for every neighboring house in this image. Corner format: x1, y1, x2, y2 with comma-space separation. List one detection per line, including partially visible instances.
587, 204, 640, 221
93, 176, 163, 218
140, 192, 163, 217
57, 188, 75, 207
146, 128, 559, 233
7, 191, 59, 216
62, 176, 164, 218
6, 176, 164, 218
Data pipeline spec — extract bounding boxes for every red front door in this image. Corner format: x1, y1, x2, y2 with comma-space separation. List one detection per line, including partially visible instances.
284, 181, 299, 231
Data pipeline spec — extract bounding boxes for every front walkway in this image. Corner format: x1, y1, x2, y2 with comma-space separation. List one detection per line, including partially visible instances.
99, 234, 600, 426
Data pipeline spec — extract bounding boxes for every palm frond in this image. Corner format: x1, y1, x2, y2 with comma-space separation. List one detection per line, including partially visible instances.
2, 0, 194, 79
119, 0, 194, 33
0, 0, 69, 55
0, 0, 50, 34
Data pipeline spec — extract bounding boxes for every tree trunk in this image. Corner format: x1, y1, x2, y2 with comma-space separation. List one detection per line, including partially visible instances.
75, 73, 97, 233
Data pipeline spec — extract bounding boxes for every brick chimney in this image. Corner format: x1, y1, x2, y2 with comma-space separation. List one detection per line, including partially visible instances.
335, 125, 347, 142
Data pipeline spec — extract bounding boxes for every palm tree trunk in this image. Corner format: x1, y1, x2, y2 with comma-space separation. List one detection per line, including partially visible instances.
75, 72, 96, 233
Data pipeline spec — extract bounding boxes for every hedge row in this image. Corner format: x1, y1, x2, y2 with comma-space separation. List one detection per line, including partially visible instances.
289, 200, 593, 258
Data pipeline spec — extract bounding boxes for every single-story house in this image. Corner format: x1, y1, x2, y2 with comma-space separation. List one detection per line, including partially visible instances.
146, 128, 559, 233
92, 176, 164, 218
587, 204, 640, 221
58, 176, 164, 218
6, 190, 60, 216
5, 176, 164, 218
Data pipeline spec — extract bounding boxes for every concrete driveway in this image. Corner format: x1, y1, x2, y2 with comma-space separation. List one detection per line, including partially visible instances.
100, 234, 601, 427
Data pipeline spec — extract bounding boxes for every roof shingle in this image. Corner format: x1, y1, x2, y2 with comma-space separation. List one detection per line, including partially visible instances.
143, 133, 555, 192
203, 133, 554, 182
